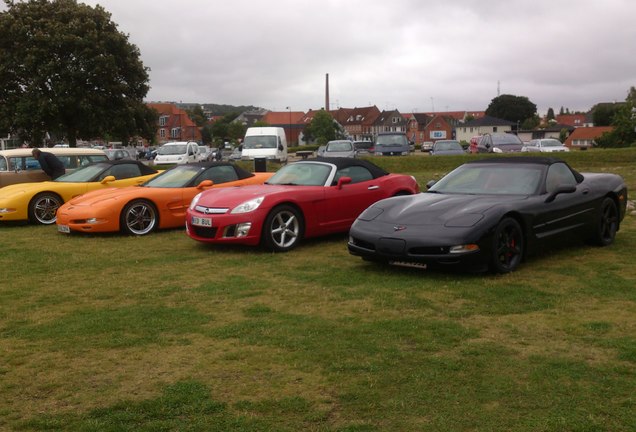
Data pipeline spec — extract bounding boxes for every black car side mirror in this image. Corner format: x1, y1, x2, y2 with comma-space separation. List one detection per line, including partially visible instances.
545, 185, 576, 203
426, 180, 437, 189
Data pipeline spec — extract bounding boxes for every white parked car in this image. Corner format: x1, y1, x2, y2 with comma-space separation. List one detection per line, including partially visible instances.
196, 145, 212, 162
153, 141, 199, 166
522, 138, 570, 153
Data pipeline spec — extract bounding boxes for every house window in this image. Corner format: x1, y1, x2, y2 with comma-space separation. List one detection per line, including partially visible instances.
159, 116, 168, 127
160, 129, 166, 138
392, 117, 399, 124
171, 128, 180, 138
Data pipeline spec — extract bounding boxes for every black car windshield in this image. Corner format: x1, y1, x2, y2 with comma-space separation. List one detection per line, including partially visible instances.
266, 162, 332, 186
375, 135, 407, 146
54, 163, 109, 182
429, 164, 543, 195
142, 165, 203, 188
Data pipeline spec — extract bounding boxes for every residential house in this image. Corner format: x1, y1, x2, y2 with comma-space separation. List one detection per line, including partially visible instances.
517, 123, 574, 143
421, 111, 486, 123
555, 113, 592, 128
564, 126, 613, 149
261, 110, 305, 145
234, 108, 269, 127
147, 102, 201, 144
334, 106, 381, 141
455, 115, 516, 143
406, 113, 432, 145
371, 109, 407, 137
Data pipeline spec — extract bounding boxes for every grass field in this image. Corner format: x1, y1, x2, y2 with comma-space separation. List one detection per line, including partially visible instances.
1, 149, 635, 431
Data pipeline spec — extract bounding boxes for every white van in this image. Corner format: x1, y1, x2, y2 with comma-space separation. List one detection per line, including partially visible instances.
241, 127, 287, 163
153, 141, 199, 166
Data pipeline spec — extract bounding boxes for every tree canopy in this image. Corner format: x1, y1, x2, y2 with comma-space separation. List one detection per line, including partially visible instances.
303, 110, 342, 145
0, 0, 154, 146
595, 87, 636, 148
485, 94, 537, 125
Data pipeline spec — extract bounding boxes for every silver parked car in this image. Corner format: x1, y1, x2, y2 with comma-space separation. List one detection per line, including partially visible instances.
323, 140, 356, 158
522, 138, 570, 153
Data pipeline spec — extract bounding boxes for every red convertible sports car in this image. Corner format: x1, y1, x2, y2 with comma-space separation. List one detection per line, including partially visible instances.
185, 158, 420, 251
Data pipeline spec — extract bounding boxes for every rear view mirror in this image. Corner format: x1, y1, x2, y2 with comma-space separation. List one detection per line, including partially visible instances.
545, 185, 576, 203
337, 176, 352, 189
197, 180, 214, 189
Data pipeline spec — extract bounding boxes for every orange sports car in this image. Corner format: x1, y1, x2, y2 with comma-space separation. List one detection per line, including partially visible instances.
56, 162, 274, 235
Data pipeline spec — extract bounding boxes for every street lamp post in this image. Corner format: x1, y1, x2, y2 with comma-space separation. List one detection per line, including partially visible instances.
286, 106, 292, 146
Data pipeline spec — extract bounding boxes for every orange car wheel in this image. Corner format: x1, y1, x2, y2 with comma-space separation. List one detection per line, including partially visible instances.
120, 199, 158, 236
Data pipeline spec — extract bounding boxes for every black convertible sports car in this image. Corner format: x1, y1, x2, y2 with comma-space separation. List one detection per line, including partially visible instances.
348, 157, 628, 273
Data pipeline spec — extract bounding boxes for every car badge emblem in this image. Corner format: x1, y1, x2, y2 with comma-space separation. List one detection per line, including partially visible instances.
393, 225, 407, 232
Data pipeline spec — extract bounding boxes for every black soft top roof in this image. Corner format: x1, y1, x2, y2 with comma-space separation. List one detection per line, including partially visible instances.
93, 159, 158, 175
306, 157, 389, 178
170, 161, 254, 179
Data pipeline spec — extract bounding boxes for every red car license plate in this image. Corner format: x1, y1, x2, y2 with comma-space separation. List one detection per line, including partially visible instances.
191, 216, 212, 227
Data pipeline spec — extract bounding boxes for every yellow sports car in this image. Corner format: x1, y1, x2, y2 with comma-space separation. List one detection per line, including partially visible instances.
0, 160, 159, 225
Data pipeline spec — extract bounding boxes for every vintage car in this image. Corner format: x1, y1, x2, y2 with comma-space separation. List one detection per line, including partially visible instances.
0, 160, 159, 225
185, 158, 420, 251
0, 147, 108, 187
348, 157, 627, 273
56, 162, 274, 235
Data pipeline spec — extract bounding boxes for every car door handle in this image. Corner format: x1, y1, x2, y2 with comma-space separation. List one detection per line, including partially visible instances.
368, 185, 380, 190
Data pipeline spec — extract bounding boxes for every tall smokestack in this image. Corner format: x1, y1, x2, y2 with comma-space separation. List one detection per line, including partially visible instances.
325, 73, 330, 111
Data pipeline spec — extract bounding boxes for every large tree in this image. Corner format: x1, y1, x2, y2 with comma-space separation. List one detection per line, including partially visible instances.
303, 110, 340, 144
595, 89, 636, 148
0, 0, 153, 147
485, 94, 537, 124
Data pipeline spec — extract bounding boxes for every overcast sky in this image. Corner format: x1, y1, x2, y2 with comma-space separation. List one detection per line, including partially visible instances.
7, 0, 636, 114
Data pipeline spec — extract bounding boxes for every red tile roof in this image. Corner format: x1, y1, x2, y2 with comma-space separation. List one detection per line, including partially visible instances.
262, 111, 305, 125
564, 126, 613, 147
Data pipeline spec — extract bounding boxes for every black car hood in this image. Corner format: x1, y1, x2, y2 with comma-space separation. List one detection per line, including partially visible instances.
367, 192, 529, 226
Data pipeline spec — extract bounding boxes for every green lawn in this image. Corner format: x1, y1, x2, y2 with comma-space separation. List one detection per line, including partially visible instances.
1, 149, 635, 431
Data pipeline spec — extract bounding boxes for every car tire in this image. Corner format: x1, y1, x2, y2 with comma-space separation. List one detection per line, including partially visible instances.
591, 197, 618, 246
120, 200, 158, 236
490, 217, 524, 273
28, 192, 63, 225
261, 204, 303, 252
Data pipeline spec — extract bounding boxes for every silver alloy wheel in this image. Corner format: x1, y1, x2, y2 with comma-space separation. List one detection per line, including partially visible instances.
30, 193, 63, 225
122, 200, 157, 235
261, 204, 304, 252
269, 209, 300, 249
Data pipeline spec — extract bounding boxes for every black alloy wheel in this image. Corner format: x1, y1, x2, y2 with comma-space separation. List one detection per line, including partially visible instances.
491, 217, 524, 273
